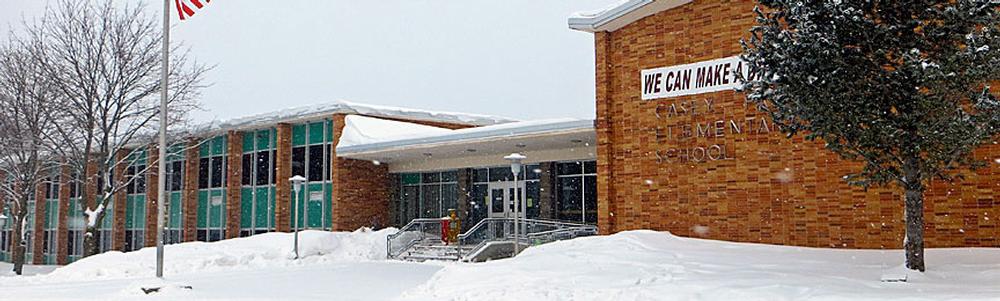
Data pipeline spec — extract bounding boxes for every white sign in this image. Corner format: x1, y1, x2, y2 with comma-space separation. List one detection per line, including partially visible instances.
640, 56, 760, 100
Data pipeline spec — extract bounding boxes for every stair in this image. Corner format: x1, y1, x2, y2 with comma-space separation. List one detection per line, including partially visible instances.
387, 218, 598, 262
399, 244, 473, 262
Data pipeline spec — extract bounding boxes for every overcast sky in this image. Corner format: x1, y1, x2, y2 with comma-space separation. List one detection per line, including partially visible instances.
1, 0, 610, 123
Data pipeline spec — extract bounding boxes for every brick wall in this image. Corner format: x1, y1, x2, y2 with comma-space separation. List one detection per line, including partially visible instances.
594, 0, 1000, 248
32, 181, 44, 264
112, 150, 127, 251
330, 114, 391, 231
183, 139, 200, 242
275, 123, 292, 232
226, 131, 243, 238
145, 145, 159, 247
56, 166, 70, 265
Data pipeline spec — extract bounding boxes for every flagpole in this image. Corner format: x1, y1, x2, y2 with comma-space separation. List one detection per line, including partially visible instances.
155, 0, 170, 279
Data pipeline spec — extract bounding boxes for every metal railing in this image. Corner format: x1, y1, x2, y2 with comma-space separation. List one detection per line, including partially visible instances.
456, 218, 597, 260
386, 218, 443, 259
388, 217, 598, 261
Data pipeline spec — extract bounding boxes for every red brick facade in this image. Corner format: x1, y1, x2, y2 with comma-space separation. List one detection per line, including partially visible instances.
183, 138, 201, 242
226, 131, 243, 239
21, 114, 478, 264
31, 182, 44, 264
330, 114, 391, 231
274, 123, 293, 232
591, 0, 1000, 248
56, 166, 70, 265
145, 145, 160, 247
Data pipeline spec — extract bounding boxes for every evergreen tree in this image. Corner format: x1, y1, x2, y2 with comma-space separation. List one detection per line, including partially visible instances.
742, 1, 1000, 272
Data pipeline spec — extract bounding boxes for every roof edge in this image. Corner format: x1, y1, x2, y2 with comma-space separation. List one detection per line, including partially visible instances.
336, 119, 595, 156
568, 0, 692, 33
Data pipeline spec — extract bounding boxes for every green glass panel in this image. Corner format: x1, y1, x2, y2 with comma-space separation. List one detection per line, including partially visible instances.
125, 196, 135, 229
51, 200, 59, 228
168, 143, 186, 161
102, 202, 114, 229
257, 129, 273, 150
291, 124, 307, 146
209, 189, 224, 228
243, 132, 254, 152
134, 195, 146, 229
169, 192, 183, 228
324, 183, 332, 228
402, 173, 421, 185
308, 122, 325, 144
199, 140, 210, 157
328, 120, 335, 141
197, 191, 208, 228
306, 183, 324, 228
255, 187, 271, 228
241, 188, 253, 228
212, 136, 226, 156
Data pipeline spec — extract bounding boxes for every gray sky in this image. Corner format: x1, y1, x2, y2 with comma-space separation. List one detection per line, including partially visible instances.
1, 0, 609, 123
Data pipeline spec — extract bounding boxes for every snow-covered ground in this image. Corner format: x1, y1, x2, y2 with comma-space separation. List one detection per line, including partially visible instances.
2, 229, 998, 301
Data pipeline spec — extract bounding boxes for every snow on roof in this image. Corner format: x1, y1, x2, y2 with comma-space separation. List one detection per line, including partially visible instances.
189, 100, 518, 136
568, 0, 692, 32
337, 118, 594, 154
338, 115, 454, 148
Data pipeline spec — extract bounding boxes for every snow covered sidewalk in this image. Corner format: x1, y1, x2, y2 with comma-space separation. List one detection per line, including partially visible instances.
1, 229, 998, 300
401, 230, 1000, 301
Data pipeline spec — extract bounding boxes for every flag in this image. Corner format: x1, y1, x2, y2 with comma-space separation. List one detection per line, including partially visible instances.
175, 0, 211, 21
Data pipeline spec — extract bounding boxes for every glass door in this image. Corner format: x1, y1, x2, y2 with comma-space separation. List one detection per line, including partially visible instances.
487, 181, 526, 219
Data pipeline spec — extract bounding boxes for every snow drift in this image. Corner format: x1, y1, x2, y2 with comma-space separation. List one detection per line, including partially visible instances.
46, 228, 394, 281
400, 230, 1000, 301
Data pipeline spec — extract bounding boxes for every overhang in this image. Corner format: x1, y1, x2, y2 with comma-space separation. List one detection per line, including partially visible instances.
337, 119, 596, 173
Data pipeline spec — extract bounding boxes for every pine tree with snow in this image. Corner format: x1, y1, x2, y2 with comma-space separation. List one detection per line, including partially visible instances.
742, 1, 1000, 272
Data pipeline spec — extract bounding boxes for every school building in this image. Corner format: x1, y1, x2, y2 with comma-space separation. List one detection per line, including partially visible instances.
3, 0, 999, 266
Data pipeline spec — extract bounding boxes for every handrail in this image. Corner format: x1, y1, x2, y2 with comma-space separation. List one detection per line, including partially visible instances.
386, 218, 444, 259
388, 217, 598, 261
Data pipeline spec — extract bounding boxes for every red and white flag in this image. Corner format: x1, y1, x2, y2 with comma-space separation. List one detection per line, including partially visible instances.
174, 0, 211, 21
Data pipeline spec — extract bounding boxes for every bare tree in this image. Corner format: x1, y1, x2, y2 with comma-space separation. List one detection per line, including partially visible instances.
23, 0, 208, 257
0, 43, 60, 275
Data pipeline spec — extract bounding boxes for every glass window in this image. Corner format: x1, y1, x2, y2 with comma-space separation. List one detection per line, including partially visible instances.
420, 185, 440, 218
292, 147, 306, 178
421, 172, 440, 183
557, 162, 583, 175
473, 168, 488, 183
210, 157, 223, 188
169, 161, 184, 191
308, 145, 324, 182
256, 151, 271, 186
557, 176, 582, 221
198, 158, 210, 189
242, 154, 253, 185
134, 165, 146, 194
489, 167, 512, 182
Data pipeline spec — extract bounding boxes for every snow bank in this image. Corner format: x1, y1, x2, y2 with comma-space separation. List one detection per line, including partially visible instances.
401, 230, 1000, 301
46, 228, 395, 281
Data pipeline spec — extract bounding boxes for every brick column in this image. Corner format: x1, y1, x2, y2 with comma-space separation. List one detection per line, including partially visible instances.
275, 123, 292, 232
56, 165, 71, 265
32, 182, 45, 264
226, 130, 243, 239
330, 114, 391, 231
538, 162, 557, 220
183, 138, 200, 242
144, 145, 159, 247
83, 156, 98, 215
594, 31, 615, 235
112, 150, 128, 251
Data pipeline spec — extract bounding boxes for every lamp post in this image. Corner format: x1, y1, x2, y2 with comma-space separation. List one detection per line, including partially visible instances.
289, 175, 307, 259
504, 153, 525, 255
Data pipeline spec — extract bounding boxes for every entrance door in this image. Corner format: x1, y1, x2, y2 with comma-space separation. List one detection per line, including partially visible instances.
487, 182, 526, 219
